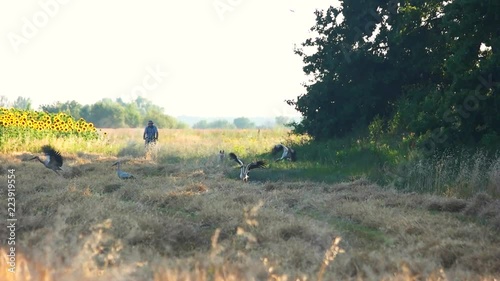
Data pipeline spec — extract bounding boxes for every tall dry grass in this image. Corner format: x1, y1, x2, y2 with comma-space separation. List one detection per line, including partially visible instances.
109, 128, 302, 160
390, 150, 500, 198
0, 129, 499, 280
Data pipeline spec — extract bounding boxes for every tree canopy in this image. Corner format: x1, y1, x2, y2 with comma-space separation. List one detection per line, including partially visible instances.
289, 0, 499, 151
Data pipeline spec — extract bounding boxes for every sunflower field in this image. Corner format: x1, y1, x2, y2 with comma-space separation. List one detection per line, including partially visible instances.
0, 107, 99, 148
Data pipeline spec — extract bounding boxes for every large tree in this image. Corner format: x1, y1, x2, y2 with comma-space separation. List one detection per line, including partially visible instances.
289, 0, 500, 149
290, 1, 404, 139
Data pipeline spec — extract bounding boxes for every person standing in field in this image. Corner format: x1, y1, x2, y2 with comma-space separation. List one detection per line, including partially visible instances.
143, 120, 158, 146
143, 120, 159, 159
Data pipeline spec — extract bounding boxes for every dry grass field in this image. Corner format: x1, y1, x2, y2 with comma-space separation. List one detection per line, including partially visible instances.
1, 129, 499, 280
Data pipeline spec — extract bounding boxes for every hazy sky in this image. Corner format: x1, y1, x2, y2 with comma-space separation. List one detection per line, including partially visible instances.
1, 0, 339, 118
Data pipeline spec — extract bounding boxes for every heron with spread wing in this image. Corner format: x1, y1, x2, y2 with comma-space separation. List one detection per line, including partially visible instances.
30, 145, 64, 176
271, 144, 297, 162
228, 152, 266, 182
112, 161, 135, 179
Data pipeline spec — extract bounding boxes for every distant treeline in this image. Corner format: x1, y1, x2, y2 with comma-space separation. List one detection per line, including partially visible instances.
1, 96, 295, 129
192, 116, 293, 129
0, 96, 187, 129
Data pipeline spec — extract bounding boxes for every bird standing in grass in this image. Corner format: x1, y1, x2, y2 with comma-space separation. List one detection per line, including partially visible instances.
272, 144, 297, 162
112, 161, 135, 179
219, 150, 225, 163
30, 145, 64, 176
228, 152, 266, 182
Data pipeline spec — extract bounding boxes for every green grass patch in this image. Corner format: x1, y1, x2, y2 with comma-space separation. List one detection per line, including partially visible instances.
329, 217, 392, 247
297, 208, 392, 249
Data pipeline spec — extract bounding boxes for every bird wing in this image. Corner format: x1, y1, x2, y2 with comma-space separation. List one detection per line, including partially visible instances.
229, 152, 244, 166
247, 160, 266, 171
43, 155, 51, 166
271, 144, 283, 155
281, 146, 289, 159
42, 145, 63, 167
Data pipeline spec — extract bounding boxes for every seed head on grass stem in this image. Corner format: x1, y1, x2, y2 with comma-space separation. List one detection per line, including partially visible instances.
244, 200, 264, 227
317, 236, 345, 281
210, 228, 224, 259
236, 200, 264, 250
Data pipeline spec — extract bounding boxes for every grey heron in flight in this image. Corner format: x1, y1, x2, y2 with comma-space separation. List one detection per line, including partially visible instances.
30, 145, 63, 175
228, 152, 267, 182
272, 144, 297, 162
112, 161, 135, 179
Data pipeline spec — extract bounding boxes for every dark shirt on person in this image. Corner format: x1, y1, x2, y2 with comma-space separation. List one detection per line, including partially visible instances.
143, 125, 158, 143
